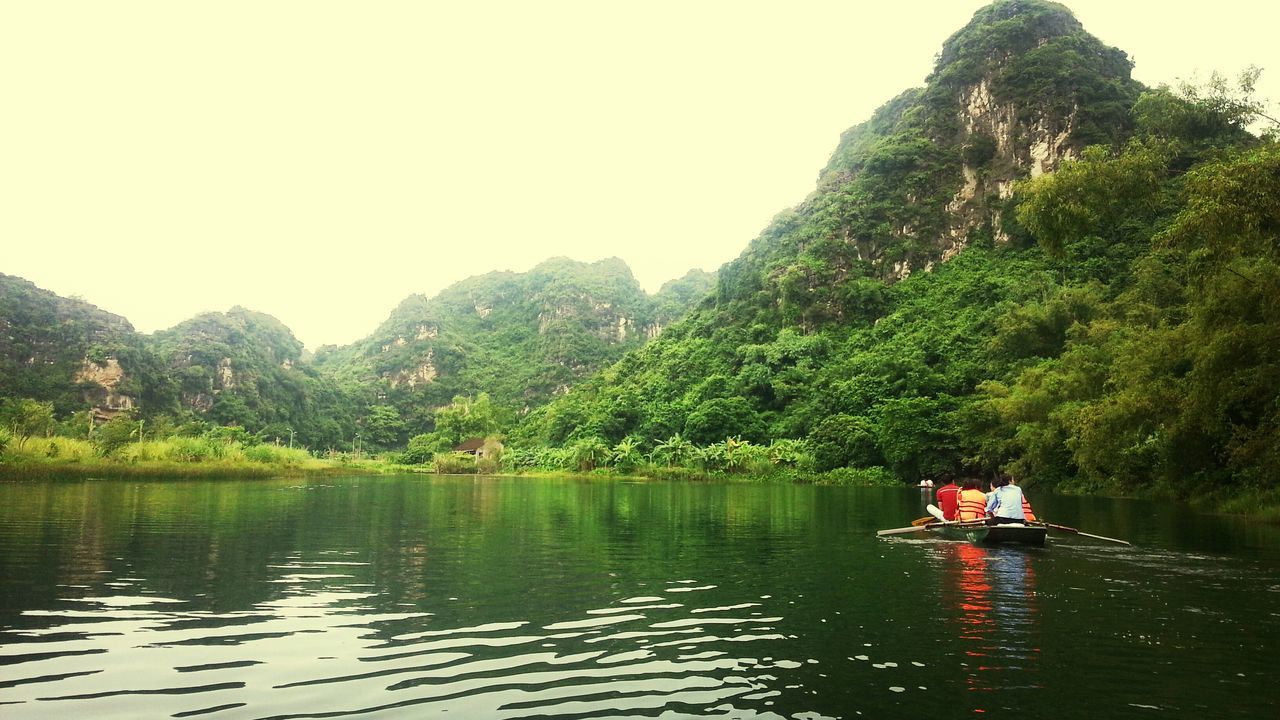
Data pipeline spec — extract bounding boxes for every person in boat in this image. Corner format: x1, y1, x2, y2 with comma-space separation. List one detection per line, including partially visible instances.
984, 474, 1027, 525
955, 478, 988, 521
935, 473, 960, 521
1009, 476, 1037, 521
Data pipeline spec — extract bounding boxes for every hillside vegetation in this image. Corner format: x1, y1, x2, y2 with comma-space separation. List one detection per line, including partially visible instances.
0, 259, 711, 456
513, 0, 1280, 508
3, 1, 1278, 514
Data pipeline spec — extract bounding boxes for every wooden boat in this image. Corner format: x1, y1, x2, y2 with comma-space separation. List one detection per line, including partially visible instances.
924, 504, 1047, 546
877, 504, 1129, 546
932, 520, 1047, 547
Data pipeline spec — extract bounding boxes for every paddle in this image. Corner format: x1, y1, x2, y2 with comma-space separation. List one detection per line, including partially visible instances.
910, 516, 936, 527
877, 524, 931, 537
1043, 522, 1131, 545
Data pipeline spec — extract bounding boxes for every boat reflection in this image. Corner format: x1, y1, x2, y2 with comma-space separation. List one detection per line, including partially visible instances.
938, 543, 1042, 713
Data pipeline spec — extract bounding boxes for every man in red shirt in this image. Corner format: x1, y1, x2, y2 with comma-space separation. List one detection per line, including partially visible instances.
935, 473, 960, 521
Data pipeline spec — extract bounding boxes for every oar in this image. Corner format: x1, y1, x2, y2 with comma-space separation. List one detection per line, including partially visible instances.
910, 516, 936, 527
1043, 522, 1131, 545
877, 524, 930, 537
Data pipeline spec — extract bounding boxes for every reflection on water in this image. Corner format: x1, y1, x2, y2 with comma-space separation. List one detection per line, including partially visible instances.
1, 559, 821, 719
1, 477, 1278, 719
936, 544, 1042, 714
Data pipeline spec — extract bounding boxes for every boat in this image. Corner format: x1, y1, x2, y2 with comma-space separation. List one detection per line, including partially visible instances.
877, 504, 1129, 547
924, 503, 1047, 547
930, 520, 1048, 547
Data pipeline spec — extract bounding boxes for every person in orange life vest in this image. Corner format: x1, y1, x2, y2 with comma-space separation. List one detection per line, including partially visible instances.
956, 478, 988, 521
935, 473, 960, 521
1008, 475, 1037, 521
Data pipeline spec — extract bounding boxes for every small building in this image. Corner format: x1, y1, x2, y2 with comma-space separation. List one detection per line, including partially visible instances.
453, 437, 487, 457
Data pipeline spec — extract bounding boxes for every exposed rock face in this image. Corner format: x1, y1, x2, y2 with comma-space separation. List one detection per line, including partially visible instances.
74, 357, 135, 419
216, 358, 235, 389
386, 349, 437, 389
537, 297, 639, 343
940, 77, 1081, 251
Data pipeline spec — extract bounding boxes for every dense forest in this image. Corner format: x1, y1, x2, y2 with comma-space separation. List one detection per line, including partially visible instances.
3, 0, 1278, 507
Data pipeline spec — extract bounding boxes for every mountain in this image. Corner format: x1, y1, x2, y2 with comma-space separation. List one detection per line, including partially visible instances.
315, 258, 715, 438
520, 0, 1141, 444
147, 306, 360, 449
0, 273, 173, 419
0, 258, 712, 450
515, 0, 1280, 497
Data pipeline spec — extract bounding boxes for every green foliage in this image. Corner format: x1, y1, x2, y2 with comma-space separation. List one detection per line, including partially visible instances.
360, 405, 405, 449
92, 417, 144, 457
1135, 68, 1274, 149
5, 2, 1276, 511
433, 451, 477, 474
810, 414, 881, 472
314, 258, 714, 439
684, 397, 765, 446
1015, 142, 1169, 257
569, 437, 611, 472
815, 466, 899, 486
0, 398, 55, 450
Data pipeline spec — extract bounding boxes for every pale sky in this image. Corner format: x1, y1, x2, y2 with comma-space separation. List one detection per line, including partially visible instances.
3, 1, 1276, 350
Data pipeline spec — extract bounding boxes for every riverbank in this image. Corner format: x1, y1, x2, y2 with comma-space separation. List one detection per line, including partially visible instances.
5, 439, 1276, 522
0, 436, 393, 481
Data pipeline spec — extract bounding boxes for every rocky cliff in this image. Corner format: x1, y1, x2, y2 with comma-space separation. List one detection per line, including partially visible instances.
0, 273, 147, 416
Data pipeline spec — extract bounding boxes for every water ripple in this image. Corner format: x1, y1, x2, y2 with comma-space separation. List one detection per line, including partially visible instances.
0, 578, 810, 719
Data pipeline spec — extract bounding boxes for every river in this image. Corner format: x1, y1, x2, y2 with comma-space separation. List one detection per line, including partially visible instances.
1, 475, 1277, 719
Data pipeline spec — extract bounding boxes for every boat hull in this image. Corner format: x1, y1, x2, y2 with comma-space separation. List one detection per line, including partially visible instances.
933, 522, 1047, 547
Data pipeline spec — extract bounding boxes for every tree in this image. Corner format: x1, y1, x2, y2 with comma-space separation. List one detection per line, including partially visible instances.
92, 416, 143, 457
569, 437, 610, 471
809, 414, 881, 471
683, 397, 765, 445
611, 437, 643, 472
650, 434, 695, 467
1015, 142, 1169, 257
0, 398, 55, 450
360, 405, 405, 449
432, 393, 501, 447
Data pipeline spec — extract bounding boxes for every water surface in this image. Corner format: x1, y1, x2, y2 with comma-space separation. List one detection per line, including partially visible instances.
1, 476, 1276, 718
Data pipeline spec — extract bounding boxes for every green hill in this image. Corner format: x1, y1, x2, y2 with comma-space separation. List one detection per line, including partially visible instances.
315, 258, 715, 440
515, 0, 1280, 502
0, 258, 712, 452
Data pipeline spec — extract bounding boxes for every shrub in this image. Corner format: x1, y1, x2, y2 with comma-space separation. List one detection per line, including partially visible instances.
243, 444, 312, 466
92, 417, 144, 457
433, 451, 477, 474
816, 466, 900, 486
163, 437, 216, 462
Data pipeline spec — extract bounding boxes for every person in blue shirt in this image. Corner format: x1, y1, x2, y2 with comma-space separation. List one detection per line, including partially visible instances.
985, 474, 1027, 525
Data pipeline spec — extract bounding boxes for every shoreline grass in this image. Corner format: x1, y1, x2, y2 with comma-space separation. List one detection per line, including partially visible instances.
5, 438, 1276, 521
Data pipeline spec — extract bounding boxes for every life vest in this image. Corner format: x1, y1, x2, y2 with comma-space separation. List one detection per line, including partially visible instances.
957, 489, 987, 521
1021, 496, 1037, 522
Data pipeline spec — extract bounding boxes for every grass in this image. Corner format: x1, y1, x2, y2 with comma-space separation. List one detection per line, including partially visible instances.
0, 436, 385, 481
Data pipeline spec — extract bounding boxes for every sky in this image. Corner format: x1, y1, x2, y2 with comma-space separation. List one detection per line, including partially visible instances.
3, 1, 1276, 350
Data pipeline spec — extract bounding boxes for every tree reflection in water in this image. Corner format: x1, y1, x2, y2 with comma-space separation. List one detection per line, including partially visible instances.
939, 543, 1042, 714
